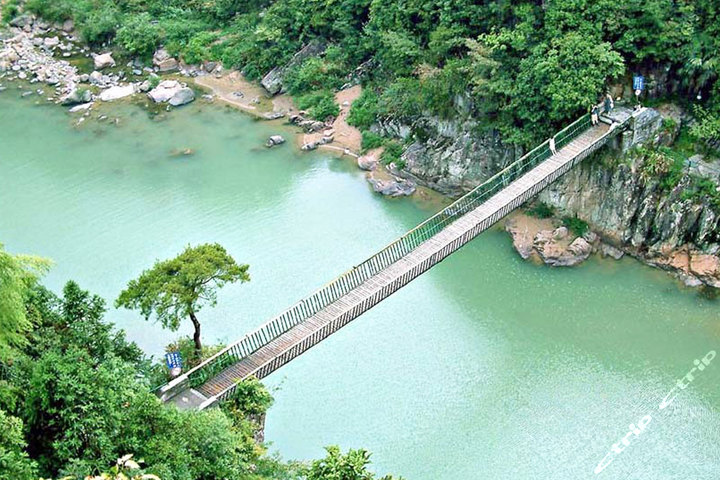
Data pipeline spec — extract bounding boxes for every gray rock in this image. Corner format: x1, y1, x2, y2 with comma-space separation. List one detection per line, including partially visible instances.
153, 48, 179, 72
9, 15, 33, 28
261, 40, 326, 95
600, 243, 625, 260
357, 155, 378, 171
89, 71, 104, 84
62, 19, 75, 32
263, 111, 285, 120
552, 226, 569, 240
44, 37, 60, 47
138, 80, 151, 93
62, 88, 92, 105
367, 175, 416, 197
168, 87, 195, 106
265, 135, 286, 147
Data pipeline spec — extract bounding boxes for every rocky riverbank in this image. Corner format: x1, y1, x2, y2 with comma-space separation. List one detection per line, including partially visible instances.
0, 17, 200, 117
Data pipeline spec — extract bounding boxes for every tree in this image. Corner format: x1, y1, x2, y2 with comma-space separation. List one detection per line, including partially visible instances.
305, 446, 401, 480
0, 244, 50, 360
116, 244, 249, 354
0, 410, 36, 480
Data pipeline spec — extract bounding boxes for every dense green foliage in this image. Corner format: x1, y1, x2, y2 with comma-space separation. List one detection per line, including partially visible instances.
0, 277, 396, 480
12, 0, 719, 145
116, 243, 250, 353
0, 244, 50, 361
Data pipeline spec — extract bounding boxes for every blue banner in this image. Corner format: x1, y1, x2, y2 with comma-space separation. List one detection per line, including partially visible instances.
633, 75, 645, 91
165, 351, 182, 369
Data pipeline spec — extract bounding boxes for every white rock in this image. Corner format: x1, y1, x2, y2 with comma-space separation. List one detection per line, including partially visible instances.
147, 80, 181, 103
99, 84, 135, 101
94, 53, 115, 70
44, 37, 60, 47
69, 102, 93, 113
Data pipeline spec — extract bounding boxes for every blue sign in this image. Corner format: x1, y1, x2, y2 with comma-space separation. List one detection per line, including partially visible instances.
633, 75, 645, 91
165, 351, 183, 369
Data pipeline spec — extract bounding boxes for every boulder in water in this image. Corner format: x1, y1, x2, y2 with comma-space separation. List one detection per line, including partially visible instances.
168, 87, 195, 106
265, 135, 286, 147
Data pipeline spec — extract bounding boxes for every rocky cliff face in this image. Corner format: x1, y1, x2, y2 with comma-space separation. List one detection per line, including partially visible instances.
539, 146, 720, 287
394, 105, 720, 287
377, 115, 518, 197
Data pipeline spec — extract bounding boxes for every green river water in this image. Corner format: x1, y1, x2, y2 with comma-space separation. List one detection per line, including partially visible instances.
1, 93, 719, 479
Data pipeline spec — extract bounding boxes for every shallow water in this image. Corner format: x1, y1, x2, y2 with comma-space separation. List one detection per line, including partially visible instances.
1, 92, 719, 479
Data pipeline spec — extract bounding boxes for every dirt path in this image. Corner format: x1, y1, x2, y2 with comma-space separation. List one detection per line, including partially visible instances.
194, 71, 296, 117
301, 85, 363, 156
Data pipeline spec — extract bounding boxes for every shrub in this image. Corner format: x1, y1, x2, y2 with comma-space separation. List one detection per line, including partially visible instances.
562, 216, 589, 236
1, 0, 21, 23
181, 31, 219, 65
348, 89, 380, 129
690, 105, 720, 143
361, 131, 385, 151
25, 0, 74, 22
76, 3, 121, 45
115, 13, 161, 58
296, 90, 339, 121
284, 57, 345, 95
381, 140, 405, 168
527, 202, 555, 219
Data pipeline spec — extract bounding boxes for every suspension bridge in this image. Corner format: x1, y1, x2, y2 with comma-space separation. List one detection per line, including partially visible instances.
158, 111, 631, 410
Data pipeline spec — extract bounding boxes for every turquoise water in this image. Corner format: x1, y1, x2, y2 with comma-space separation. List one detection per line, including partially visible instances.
1, 92, 719, 479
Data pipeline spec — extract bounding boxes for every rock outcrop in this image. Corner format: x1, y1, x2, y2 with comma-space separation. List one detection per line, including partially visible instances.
376, 115, 518, 196
261, 41, 326, 95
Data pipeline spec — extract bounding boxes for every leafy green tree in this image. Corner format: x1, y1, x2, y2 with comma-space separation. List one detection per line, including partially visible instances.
116, 244, 249, 354
0, 410, 36, 480
115, 13, 162, 57
305, 446, 400, 480
0, 244, 50, 360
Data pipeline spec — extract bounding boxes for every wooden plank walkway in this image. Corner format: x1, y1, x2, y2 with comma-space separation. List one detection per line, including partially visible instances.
166, 122, 612, 410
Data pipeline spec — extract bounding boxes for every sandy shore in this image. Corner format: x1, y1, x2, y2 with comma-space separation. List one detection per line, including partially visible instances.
194, 71, 295, 117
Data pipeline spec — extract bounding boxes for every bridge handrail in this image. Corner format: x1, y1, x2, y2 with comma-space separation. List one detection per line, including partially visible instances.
158, 112, 609, 401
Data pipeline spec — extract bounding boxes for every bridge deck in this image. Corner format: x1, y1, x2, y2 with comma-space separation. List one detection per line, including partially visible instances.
168, 122, 611, 409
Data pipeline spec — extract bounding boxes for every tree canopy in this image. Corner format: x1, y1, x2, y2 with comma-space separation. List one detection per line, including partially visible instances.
116, 243, 250, 352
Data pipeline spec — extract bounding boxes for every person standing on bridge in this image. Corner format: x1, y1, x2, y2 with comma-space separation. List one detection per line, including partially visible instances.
591, 104, 599, 125
549, 135, 557, 155
604, 93, 614, 114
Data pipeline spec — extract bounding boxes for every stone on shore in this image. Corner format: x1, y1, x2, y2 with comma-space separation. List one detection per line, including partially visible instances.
99, 84, 135, 101
357, 155, 378, 171
153, 48, 179, 72
62, 88, 92, 105
600, 243, 624, 260
265, 135, 286, 147
148, 80, 181, 103
533, 230, 592, 267
43, 37, 60, 48
367, 173, 416, 197
68, 102, 93, 113
168, 87, 195, 106
93, 53, 116, 69
148, 80, 194, 106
